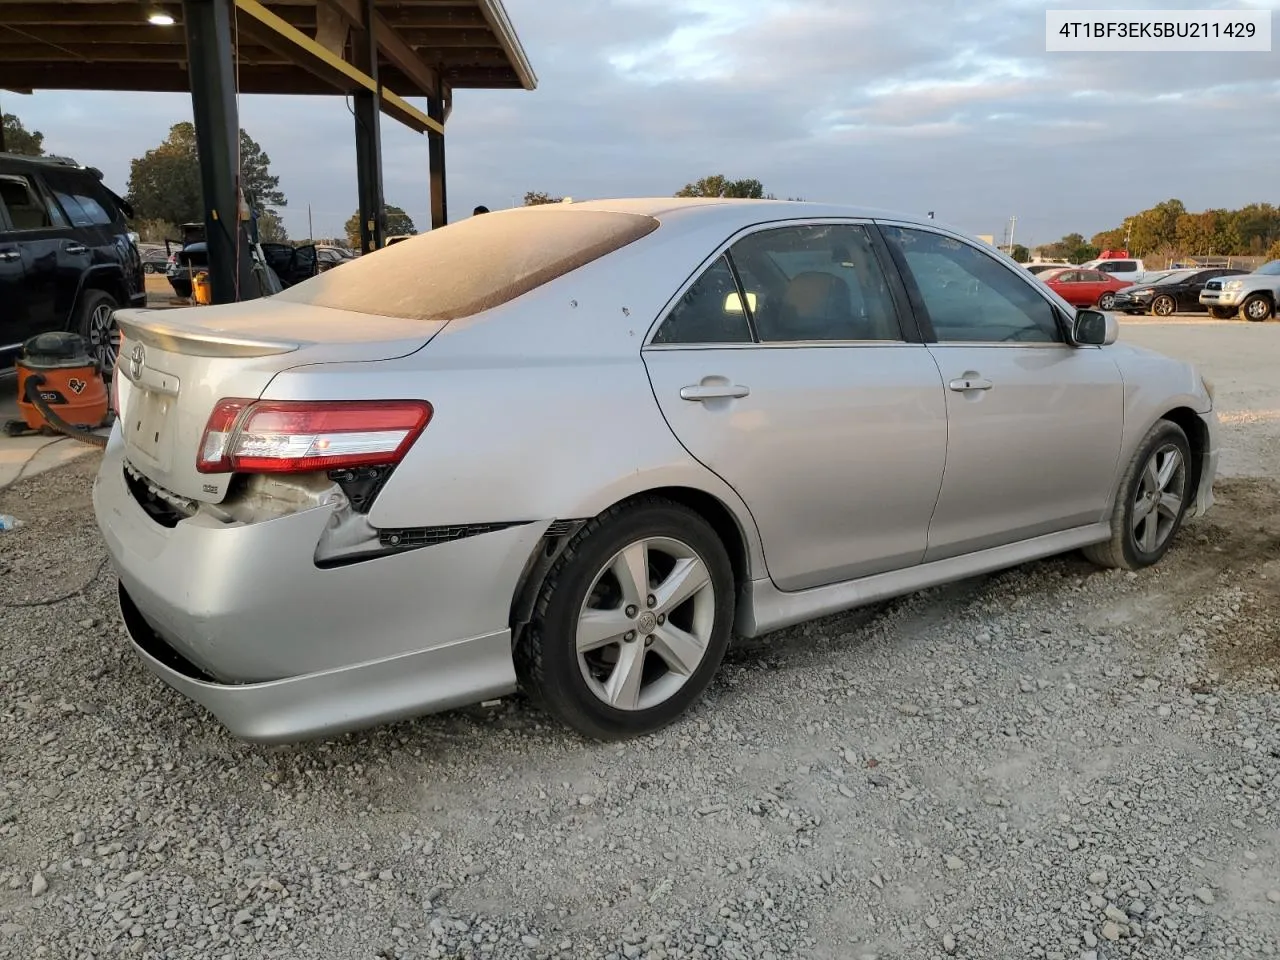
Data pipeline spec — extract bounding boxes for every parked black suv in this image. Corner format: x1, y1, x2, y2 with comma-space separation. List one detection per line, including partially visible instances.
0, 153, 145, 376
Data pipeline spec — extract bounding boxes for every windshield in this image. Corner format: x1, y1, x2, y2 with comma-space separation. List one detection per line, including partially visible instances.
1146, 270, 1196, 285
1257, 260, 1280, 276
274, 208, 659, 321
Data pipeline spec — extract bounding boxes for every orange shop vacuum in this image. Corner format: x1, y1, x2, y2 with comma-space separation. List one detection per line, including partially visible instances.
3, 332, 111, 448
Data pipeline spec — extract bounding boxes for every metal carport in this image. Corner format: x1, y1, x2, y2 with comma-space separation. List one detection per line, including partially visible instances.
0, 0, 536, 302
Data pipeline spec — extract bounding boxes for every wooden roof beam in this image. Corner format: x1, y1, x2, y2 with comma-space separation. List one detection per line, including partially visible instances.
232, 0, 443, 133
318, 0, 440, 99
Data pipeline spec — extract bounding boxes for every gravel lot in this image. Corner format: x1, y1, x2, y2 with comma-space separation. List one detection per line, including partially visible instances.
2, 321, 1279, 960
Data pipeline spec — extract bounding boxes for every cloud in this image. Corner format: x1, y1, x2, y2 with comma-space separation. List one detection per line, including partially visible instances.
9, 0, 1280, 248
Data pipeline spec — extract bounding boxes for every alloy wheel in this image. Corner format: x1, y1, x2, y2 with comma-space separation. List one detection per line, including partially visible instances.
1152, 296, 1175, 317
1246, 298, 1272, 321
86, 303, 120, 372
1132, 443, 1186, 554
1099, 293, 1116, 310
576, 536, 716, 712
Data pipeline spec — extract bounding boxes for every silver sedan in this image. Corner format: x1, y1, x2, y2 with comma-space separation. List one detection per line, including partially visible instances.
93, 199, 1219, 743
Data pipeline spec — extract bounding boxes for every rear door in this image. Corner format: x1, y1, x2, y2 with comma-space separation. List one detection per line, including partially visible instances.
1048, 270, 1087, 306
879, 224, 1124, 560
642, 221, 948, 592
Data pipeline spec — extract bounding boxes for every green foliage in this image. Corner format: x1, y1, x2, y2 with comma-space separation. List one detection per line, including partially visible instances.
133, 219, 178, 244
523, 191, 562, 205
2, 113, 44, 156
675, 175, 766, 199
345, 205, 417, 248
1037, 232, 1098, 264
125, 122, 286, 226
256, 209, 288, 243
1078, 200, 1280, 259
1010, 244, 1030, 263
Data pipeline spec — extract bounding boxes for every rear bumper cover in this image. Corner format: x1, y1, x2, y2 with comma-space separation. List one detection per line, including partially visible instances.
116, 582, 516, 743
93, 432, 547, 742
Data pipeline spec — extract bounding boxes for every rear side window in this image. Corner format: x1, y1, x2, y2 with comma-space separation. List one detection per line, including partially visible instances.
0, 173, 59, 231
41, 170, 118, 227
275, 208, 660, 321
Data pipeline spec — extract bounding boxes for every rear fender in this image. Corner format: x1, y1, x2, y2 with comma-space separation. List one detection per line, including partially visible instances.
66, 263, 127, 327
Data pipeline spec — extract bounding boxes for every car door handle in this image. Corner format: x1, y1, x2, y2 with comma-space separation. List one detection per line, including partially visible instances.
948, 377, 993, 392
0, 250, 19, 262
65, 243, 89, 255
680, 383, 750, 401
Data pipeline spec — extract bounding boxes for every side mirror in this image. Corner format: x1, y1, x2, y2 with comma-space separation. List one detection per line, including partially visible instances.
1073, 309, 1118, 346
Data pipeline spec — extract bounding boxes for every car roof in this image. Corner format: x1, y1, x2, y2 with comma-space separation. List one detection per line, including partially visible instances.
540, 197, 949, 231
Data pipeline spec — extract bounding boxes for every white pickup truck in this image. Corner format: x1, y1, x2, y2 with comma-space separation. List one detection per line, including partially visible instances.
1080, 256, 1147, 286
1198, 259, 1280, 321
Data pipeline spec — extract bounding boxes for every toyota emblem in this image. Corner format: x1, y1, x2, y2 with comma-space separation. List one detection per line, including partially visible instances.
128, 343, 145, 382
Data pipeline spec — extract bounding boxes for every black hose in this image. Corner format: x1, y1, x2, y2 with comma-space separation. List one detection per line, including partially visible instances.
23, 373, 109, 449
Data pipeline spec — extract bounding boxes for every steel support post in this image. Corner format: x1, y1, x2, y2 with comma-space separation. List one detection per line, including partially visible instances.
353, 0, 385, 253
428, 94, 447, 229
183, 0, 251, 302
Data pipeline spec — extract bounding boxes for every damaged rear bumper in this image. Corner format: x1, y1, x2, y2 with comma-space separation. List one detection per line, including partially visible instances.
93, 431, 549, 742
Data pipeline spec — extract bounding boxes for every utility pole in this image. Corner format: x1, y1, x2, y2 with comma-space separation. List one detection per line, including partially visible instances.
1007, 215, 1017, 253
307, 203, 314, 243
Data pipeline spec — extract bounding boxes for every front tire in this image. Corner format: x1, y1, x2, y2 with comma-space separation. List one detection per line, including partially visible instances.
516, 498, 735, 740
1097, 292, 1117, 311
1209, 306, 1235, 320
1151, 295, 1176, 317
1084, 420, 1192, 571
1241, 294, 1274, 322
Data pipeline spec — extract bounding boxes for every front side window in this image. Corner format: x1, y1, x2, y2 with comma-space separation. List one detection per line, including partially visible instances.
0, 174, 57, 231
883, 226, 1062, 344
651, 255, 752, 345
727, 223, 901, 342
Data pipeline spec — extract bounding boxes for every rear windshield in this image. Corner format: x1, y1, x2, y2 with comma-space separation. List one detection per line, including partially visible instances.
274, 208, 659, 321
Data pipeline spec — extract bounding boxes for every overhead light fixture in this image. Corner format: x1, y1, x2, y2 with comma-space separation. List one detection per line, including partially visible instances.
148, 11, 176, 26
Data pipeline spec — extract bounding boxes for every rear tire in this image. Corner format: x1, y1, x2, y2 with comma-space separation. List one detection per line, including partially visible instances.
515, 498, 735, 740
1098, 292, 1117, 310
1241, 294, 1273, 322
75, 289, 119, 376
1084, 420, 1192, 571
1209, 306, 1235, 320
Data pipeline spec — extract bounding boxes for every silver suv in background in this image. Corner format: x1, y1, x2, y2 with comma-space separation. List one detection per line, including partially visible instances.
1199, 259, 1280, 321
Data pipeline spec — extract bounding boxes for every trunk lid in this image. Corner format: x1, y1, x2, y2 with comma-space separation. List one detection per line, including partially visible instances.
114, 300, 446, 504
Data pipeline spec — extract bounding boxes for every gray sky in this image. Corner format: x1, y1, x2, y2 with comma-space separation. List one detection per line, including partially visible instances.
7, 0, 1279, 247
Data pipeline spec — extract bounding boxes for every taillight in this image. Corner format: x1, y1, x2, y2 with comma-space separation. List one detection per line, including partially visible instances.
196, 399, 432, 474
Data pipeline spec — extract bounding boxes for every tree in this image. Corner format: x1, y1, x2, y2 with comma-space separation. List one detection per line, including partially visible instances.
344, 204, 417, 248
1039, 233, 1097, 263
256, 209, 288, 243
675, 174, 766, 199
238, 129, 286, 211
523, 191, 562, 206
2, 113, 44, 156
125, 122, 286, 226
1009, 244, 1030, 263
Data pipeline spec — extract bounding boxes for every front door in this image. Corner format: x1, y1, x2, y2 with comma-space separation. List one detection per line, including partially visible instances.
0, 171, 74, 340
879, 224, 1124, 561
0, 203, 28, 359
642, 222, 948, 592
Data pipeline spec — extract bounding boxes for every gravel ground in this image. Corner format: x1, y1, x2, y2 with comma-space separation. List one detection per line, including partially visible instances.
2, 322, 1279, 960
